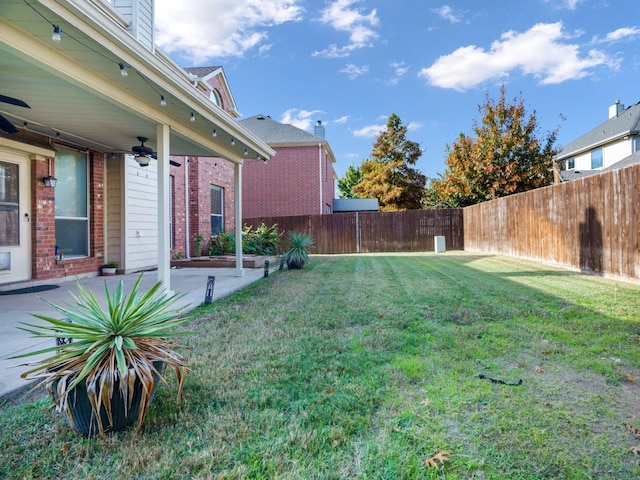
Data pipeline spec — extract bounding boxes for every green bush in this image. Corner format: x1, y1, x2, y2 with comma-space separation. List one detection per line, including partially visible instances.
206, 223, 281, 256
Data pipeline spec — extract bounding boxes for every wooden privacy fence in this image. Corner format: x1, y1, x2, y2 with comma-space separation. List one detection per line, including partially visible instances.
464, 163, 640, 280
244, 209, 464, 254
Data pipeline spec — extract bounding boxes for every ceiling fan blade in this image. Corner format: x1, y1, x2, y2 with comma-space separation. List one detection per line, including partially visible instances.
0, 114, 19, 134
0, 94, 30, 109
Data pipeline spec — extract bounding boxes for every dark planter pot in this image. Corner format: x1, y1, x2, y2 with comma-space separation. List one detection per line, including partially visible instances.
286, 259, 304, 270
53, 362, 163, 437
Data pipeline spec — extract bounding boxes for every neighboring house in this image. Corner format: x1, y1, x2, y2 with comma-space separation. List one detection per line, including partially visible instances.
0, 0, 273, 290
556, 100, 640, 182
239, 115, 337, 217
169, 67, 243, 259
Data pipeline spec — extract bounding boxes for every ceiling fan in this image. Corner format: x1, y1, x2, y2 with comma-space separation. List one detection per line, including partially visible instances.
0, 94, 30, 134
131, 136, 181, 167
132, 136, 154, 166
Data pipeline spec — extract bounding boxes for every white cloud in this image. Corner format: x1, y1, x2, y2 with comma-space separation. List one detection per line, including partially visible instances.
419, 22, 614, 91
407, 121, 423, 131
155, 0, 304, 62
353, 124, 385, 138
313, 0, 379, 58
389, 61, 409, 85
333, 115, 350, 124
544, 0, 584, 10
340, 63, 369, 79
602, 27, 640, 43
432, 5, 462, 23
280, 108, 325, 130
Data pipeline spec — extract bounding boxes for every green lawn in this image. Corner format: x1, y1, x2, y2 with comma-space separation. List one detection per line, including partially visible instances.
2, 253, 640, 479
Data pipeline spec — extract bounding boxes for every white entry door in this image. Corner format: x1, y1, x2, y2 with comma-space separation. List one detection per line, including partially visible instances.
0, 151, 31, 284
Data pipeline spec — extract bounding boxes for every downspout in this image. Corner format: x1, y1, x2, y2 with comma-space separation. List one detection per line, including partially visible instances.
184, 156, 190, 258
318, 143, 323, 214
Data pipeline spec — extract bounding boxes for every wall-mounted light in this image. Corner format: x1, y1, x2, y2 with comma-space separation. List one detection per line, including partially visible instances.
119, 63, 128, 77
160, 95, 166, 107
244, 148, 248, 156
212, 128, 217, 137
42, 158, 57, 187
231, 138, 235, 146
52, 25, 62, 43
190, 112, 196, 122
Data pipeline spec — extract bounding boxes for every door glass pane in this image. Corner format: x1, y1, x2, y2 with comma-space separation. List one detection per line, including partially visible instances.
0, 161, 19, 246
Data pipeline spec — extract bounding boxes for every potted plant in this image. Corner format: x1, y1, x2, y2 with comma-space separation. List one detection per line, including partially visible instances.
13, 275, 191, 437
101, 262, 118, 276
283, 231, 315, 270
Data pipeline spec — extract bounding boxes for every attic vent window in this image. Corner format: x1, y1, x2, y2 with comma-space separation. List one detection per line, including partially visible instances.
257, 115, 266, 120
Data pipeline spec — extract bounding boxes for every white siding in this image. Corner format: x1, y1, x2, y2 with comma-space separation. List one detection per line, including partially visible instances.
603, 139, 632, 168
572, 138, 634, 171
112, 0, 154, 51
124, 155, 158, 271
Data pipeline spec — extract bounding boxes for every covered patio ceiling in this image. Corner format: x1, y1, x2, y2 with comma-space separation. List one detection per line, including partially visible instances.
0, 0, 274, 161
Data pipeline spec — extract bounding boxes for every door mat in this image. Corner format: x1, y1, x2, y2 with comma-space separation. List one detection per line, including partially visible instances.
0, 285, 60, 296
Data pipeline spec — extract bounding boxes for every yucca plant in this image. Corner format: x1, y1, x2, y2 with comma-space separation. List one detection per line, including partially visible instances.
13, 274, 191, 437
283, 231, 315, 269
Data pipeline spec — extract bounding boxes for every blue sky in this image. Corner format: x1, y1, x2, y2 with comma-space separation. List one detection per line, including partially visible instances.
154, 0, 640, 182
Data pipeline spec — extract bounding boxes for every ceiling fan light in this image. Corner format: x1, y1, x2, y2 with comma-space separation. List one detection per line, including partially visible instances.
134, 155, 150, 167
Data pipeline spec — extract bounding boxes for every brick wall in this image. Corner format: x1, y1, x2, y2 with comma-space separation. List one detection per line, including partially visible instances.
170, 156, 236, 257
31, 149, 105, 280
243, 145, 333, 217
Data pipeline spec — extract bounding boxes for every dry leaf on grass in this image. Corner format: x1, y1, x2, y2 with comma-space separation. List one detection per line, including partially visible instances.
535, 365, 544, 373
424, 451, 450, 468
420, 398, 431, 406
631, 446, 640, 455
625, 423, 640, 438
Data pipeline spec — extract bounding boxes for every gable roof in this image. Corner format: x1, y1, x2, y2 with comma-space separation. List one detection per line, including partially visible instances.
556, 101, 640, 160
184, 66, 222, 78
240, 115, 326, 145
184, 66, 239, 117
559, 150, 640, 181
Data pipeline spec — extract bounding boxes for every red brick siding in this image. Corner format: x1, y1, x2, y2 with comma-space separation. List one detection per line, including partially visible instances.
31, 148, 105, 281
170, 156, 236, 257
242, 145, 335, 217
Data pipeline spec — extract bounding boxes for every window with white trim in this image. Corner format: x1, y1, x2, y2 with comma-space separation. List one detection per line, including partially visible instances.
55, 145, 89, 258
591, 148, 603, 169
210, 186, 223, 236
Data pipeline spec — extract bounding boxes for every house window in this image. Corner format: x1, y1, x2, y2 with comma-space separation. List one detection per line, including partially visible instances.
0, 161, 19, 246
566, 158, 575, 170
55, 146, 89, 257
209, 89, 221, 107
210, 186, 223, 236
591, 149, 603, 169
635, 137, 640, 152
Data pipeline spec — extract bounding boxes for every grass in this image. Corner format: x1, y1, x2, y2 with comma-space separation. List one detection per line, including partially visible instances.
1, 252, 640, 479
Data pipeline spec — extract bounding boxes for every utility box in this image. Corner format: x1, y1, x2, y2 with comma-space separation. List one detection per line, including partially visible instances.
434, 236, 446, 253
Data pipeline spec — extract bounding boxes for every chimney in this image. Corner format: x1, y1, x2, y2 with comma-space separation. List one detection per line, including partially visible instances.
609, 100, 624, 119
314, 120, 325, 139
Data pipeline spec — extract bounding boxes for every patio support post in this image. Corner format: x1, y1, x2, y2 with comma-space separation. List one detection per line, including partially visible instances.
234, 162, 245, 277
157, 123, 172, 291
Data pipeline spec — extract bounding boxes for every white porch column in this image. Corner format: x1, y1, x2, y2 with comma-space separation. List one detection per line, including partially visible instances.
157, 123, 171, 291
234, 161, 245, 277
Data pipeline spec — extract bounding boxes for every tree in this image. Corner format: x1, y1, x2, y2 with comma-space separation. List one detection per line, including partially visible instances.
353, 113, 426, 211
337, 165, 364, 198
426, 85, 558, 208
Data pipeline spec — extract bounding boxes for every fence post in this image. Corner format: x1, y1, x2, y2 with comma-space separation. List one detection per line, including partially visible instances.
355, 211, 360, 253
